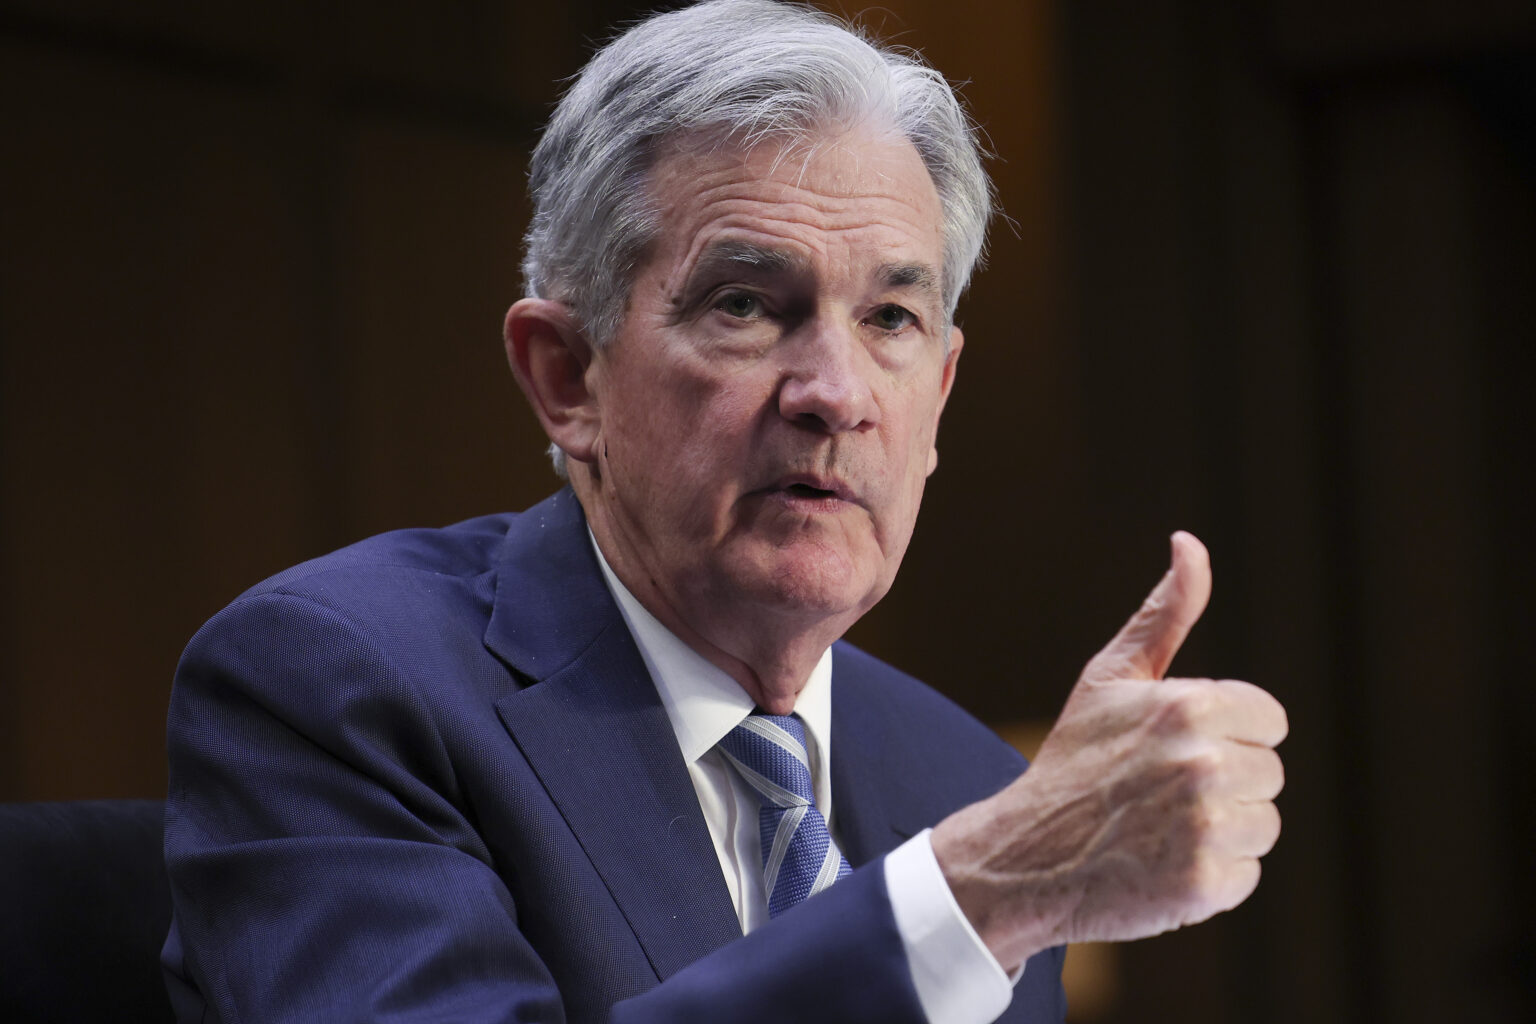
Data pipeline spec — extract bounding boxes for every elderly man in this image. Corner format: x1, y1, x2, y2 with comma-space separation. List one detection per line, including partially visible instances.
163, 2, 1287, 1022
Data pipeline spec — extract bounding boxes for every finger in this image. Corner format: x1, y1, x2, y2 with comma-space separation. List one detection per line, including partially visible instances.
1226, 742, 1285, 801
1161, 679, 1290, 748
1199, 856, 1262, 919
1188, 740, 1285, 801
1083, 531, 1213, 683
1209, 679, 1289, 747
1211, 799, 1282, 857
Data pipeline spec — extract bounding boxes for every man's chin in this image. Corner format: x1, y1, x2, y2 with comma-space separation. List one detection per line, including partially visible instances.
720, 542, 886, 624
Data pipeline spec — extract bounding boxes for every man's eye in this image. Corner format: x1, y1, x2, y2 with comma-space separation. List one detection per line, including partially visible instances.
867, 304, 916, 332
714, 292, 762, 319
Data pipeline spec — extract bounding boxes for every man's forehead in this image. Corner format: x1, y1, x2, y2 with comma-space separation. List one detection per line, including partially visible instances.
645, 129, 944, 290
651, 126, 935, 200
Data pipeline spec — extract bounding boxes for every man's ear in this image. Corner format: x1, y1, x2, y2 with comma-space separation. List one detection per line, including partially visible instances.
927, 325, 964, 476
503, 298, 602, 465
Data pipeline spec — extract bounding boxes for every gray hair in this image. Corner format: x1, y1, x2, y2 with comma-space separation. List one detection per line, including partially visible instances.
522, 0, 994, 473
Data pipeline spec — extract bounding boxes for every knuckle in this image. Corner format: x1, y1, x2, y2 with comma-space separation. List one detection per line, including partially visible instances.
1178, 746, 1225, 791
1185, 849, 1225, 905
1151, 685, 1210, 736
1171, 796, 1217, 850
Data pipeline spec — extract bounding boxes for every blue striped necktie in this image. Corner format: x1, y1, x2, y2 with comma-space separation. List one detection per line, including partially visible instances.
717, 712, 853, 917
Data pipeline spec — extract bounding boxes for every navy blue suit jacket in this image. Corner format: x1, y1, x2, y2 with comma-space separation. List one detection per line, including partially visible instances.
163, 489, 1066, 1022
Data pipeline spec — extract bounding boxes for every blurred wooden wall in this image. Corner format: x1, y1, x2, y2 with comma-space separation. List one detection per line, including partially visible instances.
1, 2, 1532, 1023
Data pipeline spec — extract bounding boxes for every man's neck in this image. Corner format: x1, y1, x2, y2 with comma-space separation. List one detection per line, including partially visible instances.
581, 515, 841, 711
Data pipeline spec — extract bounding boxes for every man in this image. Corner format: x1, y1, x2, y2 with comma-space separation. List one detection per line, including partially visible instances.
163, 2, 1287, 1022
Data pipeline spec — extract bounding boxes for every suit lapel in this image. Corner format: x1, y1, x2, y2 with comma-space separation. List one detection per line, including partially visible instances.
484, 491, 742, 981
830, 706, 901, 867
829, 644, 942, 866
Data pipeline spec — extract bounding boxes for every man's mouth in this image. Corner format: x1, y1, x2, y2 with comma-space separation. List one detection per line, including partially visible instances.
764, 473, 858, 508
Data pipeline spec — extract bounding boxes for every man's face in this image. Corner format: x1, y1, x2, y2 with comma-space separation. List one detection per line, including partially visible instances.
580, 127, 960, 646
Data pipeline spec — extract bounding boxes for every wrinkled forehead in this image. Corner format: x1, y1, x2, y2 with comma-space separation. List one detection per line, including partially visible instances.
650, 120, 928, 195
642, 126, 944, 258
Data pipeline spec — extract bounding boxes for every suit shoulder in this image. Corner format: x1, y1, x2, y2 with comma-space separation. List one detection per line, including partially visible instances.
175, 512, 528, 743
183, 511, 526, 679
238, 512, 517, 602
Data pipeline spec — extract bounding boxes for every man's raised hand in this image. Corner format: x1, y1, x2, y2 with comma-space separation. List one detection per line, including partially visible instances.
931, 532, 1288, 971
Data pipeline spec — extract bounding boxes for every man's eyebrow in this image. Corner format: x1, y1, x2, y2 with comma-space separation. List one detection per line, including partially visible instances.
691, 241, 803, 280
672, 247, 943, 314
877, 261, 941, 298
670, 242, 804, 315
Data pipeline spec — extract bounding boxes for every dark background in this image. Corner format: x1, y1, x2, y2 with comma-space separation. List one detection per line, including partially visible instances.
2, 1, 1532, 1021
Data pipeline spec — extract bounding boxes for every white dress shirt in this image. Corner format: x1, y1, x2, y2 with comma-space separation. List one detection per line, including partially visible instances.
591, 539, 1015, 1024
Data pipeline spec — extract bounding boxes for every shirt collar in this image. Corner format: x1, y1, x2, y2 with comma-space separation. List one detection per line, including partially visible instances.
589, 532, 833, 773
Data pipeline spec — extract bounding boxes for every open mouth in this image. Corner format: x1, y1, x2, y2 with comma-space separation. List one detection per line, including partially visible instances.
784, 482, 838, 500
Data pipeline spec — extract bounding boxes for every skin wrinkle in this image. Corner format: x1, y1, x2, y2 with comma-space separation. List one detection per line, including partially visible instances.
956, 781, 1153, 947
664, 210, 942, 323
670, 268, 945, 371
569, 128, 958, 712
761, 124, 903, 196
991, 764, 1217, 947
656, 141, 943, 311
673, 243, 941, 323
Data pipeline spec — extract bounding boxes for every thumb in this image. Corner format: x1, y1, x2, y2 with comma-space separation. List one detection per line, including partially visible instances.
1081, 531, 1213, 683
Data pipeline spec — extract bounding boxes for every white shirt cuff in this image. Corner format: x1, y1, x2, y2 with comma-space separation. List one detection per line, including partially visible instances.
884, 828, 1018, 1024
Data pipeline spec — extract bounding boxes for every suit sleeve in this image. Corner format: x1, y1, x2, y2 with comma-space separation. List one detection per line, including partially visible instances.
163, 591, 937, 1024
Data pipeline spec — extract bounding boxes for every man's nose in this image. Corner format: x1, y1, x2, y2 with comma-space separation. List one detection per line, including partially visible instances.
776, 321, 881, 433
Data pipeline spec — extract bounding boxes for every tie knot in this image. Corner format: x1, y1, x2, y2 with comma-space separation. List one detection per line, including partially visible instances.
717, 712, 814, 808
